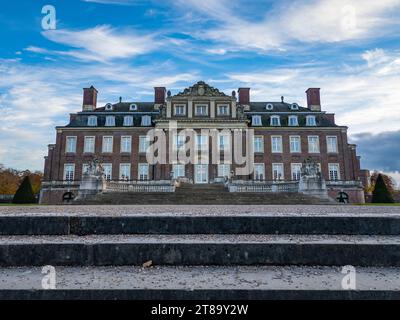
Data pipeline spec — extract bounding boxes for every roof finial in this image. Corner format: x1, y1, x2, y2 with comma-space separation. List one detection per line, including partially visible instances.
281, 96, 284, 103
119, 96, 122, 103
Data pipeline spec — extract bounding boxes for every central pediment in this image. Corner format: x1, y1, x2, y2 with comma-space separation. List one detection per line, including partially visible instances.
175, 81, 228, 97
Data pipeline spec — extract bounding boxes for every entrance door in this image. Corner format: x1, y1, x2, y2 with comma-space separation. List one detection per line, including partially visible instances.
195, 164, 208, 184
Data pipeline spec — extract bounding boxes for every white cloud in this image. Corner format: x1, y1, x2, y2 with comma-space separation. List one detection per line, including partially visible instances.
82, 0, 139, 5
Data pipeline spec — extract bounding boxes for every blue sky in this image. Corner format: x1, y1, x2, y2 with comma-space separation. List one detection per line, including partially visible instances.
0, 0, 399, 185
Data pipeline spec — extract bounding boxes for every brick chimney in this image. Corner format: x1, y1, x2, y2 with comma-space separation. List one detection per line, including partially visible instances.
306, 88, 321, 111
82, 86, 98, 111
154, 87, 166, 104
238, 87, 250, 105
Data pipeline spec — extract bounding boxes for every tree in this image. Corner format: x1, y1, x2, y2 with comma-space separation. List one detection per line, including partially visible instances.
12, 176, 37, 204
368, 172, 396, 195
371, 174, 394, 203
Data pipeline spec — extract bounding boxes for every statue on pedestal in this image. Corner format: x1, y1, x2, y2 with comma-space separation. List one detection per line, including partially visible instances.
76, 158, 106, 200
299, 157, 329, 199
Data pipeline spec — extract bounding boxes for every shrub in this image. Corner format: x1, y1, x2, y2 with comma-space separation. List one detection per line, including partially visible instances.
12, 176, 37, 204
371, 174, 394, 203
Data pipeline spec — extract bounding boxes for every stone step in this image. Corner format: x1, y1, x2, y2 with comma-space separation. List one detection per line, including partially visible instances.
0, 234, 399, 267
1, 215, 400, 235
1, 265, 399, 300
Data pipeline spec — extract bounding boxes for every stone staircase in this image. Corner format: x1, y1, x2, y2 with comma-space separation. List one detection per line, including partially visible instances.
75, 183, 333, 205
0, 207, 399, 299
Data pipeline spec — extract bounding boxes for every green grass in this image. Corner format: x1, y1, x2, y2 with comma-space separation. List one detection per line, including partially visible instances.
355, 203, 400, 206
0, 203, 41, 206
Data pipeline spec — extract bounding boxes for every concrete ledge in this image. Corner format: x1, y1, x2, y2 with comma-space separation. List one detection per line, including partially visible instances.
1, 216, 400, 235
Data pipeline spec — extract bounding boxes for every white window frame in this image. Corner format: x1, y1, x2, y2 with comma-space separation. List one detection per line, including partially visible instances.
173, 134, 186, 151
123, 116, 134, 126
84, 136, 95, 153
65, 136, 77, 153
289, 135, 301, 153
172, 164, 185, 179
218, 164, 231, 178
254, 163, 265, 181
328, 163, 340, 181
253, 136, 264, 153
219, 134, 230, 152
119, 164, 131, 181
217, 104, 230, 116
288, 115, 299, 126
196, 134, 208, 151
291, 163, 302, 181
272, 163, 284, 181
195, 105, 209, 116
102, 136, 113, 153
141, 115, 152, 126
102, 163, 112, 181
64, 164, 75, 181
290, 103, 299, 110
105, 116, 115, 127
174, 105, 186, 116
129, 104, 137, 111
139, 136, 150, 153
308, 136, 320, 153
326, 136, 338, 153
87, 116, 97, 127
271, 136, 283, 153
252, 115, 262, 126
138, 163, 149, 181
270, 115, 281, 126
306, 115, 317, 126
120, 136, 132, 153
105, 103, 113, 111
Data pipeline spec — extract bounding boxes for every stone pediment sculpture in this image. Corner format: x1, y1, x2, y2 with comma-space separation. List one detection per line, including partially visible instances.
175, 81, 228, 97
301, 157, 321, 179
84, 158, 104, 177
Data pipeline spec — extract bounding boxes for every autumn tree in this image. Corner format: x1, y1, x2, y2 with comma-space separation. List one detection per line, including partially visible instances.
0, 164, 43, 195
367, 172, 396, 195
372, 174, 395, 203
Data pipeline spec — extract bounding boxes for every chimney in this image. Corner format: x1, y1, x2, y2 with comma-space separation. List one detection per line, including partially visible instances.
82, 86, 98, 111
154, 87, 166, 104
238, 87, 250, 105
306, 88, 321, 111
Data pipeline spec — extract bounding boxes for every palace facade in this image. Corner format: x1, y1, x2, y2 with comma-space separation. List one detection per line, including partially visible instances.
40, 81, 368, 204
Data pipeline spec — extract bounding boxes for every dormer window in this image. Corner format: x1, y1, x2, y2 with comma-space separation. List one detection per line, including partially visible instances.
217, 105, 229, 116
105, 116, 115, 127
123, 116, 133, 126
141, 115, 151, 126
174, 105, 186, 116
252, 115, 262, 126
265, 103, 274, 111
87, 116, 97, 126
129, 104, 138, 111
288, 115, 299, 126
306, 115, 317, 126
270, 115, 281, 126
195, 105, 208, 116
290, 103, 299, 110
105, 103, 113, 111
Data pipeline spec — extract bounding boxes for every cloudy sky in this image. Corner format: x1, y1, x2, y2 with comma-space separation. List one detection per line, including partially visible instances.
0, 0, 399, 185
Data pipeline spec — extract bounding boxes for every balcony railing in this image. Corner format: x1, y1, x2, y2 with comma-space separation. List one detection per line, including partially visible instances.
228, 181, 299, 193
105, 180, 175, 193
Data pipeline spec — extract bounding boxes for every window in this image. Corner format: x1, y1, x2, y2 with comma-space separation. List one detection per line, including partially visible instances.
64, 164, 75, 181
65, 137, 77, 153
138, 163, 149, 181
252, 115, 262, 126
254, 163, 265, 181
102, 136, 113, 153
174, 105, 186, 116
217, 105, 229, 116
196, 134, 208, 151
105, 116, 115, 127
84, 136, 95, 153
139, 136, 150, 153
306, 115, 317, 126
290, 103, 299, 110
195, 105, 208, 116
87, 116, 97, 127
291, 163, 302, 181
129, 104, 137, 111
219, 134, 230, 152
123, 116, 133, 126
173, 135, 186, 151
327, 136, 338, 153
254, 136, 264, 153
270, 116, 281, 126
265, 103, 274, 110
308, 136, 320, 153
120, 136, 132, 153
288, 115, 299, 126
218, 164, 230, 178
119, 164, 131, 181
272, 163, 284, 181
105, 103, 113, 111
141, 115, 151, 126
271, 136, 283, 153
290, 136, 301, 153
328, 163, 340, 181
172, 164, 185, 179
102, 164, 112, 181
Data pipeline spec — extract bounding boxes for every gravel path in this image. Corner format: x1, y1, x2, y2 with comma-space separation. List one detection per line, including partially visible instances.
0, 205, 399, 216
0, 266, 399, 290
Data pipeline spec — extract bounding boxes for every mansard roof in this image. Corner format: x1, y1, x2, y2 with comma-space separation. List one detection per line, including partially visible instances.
248, 102, 311, 113
91, 102, 156, 113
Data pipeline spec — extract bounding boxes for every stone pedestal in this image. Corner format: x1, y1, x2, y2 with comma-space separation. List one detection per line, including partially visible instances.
77, 174, 105, 199
298, 158, 329, 200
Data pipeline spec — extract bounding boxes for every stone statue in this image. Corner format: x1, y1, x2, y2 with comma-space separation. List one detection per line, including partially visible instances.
301, 157, 321, 179
299, 158, 329, 199
237, 105, 246, 120
77, 158, 106, 200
